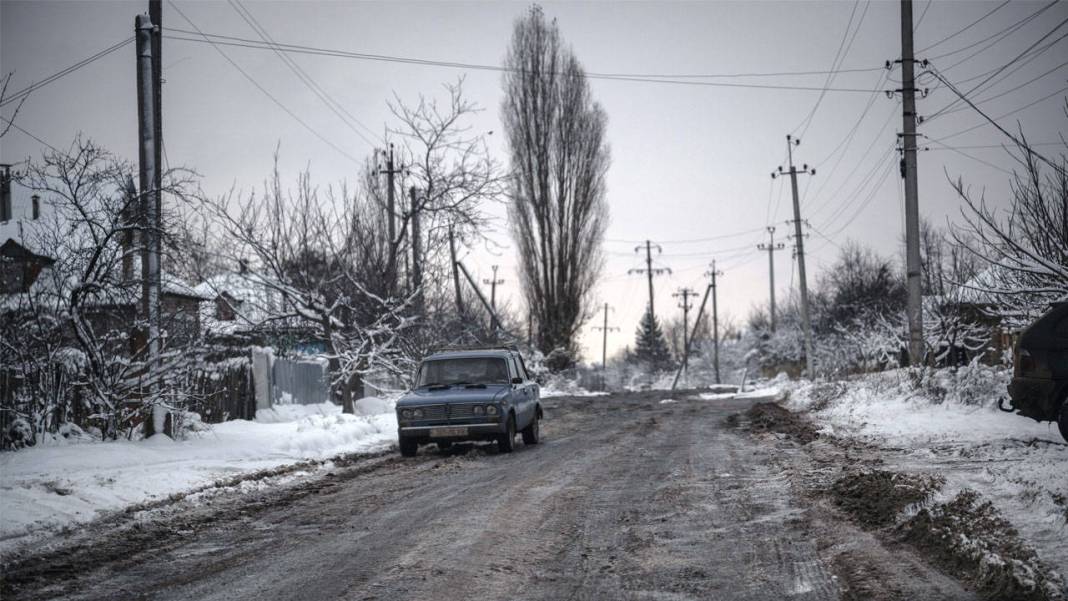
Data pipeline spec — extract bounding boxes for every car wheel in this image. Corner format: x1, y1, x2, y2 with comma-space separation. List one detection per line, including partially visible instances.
522, 413, 540, 445
399, 438, 418, 457
436, 441, 453, 452
1058, 398, 1068, 443
498, 415, 516, 453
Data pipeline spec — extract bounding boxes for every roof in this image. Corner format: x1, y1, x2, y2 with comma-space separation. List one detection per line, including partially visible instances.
425, 349, 516, 361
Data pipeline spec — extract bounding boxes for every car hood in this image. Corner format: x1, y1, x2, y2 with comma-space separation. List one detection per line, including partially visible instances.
397, 385, 509, 406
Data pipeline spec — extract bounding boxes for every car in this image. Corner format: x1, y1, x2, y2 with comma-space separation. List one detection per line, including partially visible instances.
1001, 302, 1068, 442
395, 347, 542, 456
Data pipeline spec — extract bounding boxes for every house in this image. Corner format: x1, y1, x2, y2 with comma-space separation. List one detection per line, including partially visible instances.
0, 239, 54, 295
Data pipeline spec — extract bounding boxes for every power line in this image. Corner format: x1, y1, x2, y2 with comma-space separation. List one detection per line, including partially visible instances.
925, 14, 1068, 121
162, 30, 881, 93
227, 0, 382, 149
1, 37, 135, 108
794, 0, 869, 139
933, 58, 1068, 119
604, 227, 766, 245
917, 0, 1010, 54
935, 83, 1068, 142
166, 1, 361, 164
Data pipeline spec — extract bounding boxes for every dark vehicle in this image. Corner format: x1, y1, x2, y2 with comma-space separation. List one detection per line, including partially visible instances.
1001, 302, 1068, 441
395, 347, 542, 456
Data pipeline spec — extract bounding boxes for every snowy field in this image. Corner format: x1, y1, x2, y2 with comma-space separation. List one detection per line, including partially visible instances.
782, 366, 1068, 589
0, 397, 398, 553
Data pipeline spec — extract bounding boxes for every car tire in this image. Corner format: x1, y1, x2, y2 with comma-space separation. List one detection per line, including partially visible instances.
399, 438, 418, 457
436, 441, 453, 452
498, 415, 516, 453
1058, 398, 1068, 443
522, 413, 540, 445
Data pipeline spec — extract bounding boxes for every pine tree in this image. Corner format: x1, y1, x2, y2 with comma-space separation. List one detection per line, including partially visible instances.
632, 309, 674, 371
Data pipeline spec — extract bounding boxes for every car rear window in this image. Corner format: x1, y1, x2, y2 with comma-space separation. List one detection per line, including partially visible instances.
417, 358, 510, 386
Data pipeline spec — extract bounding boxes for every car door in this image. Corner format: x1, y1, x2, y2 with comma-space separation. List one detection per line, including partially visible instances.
508, 356, 532, 429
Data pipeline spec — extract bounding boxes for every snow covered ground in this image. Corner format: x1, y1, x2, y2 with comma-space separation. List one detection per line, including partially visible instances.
0, 397, 398, 553
782, 366, 1068, 591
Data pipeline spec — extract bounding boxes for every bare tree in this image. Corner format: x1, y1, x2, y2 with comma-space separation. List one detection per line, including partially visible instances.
502, 6, 610, 362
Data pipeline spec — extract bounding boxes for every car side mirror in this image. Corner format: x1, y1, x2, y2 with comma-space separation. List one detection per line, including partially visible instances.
511, 377, 523, 385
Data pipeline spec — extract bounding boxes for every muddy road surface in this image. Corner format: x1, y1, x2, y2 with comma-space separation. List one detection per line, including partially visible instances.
3, 391, 974, 600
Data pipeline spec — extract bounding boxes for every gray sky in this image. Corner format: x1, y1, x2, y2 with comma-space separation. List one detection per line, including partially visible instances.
2, 0, 1066, 361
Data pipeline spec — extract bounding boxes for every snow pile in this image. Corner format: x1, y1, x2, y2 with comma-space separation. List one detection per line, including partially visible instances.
0, 397, 398, 553
786, 365, 1067, 595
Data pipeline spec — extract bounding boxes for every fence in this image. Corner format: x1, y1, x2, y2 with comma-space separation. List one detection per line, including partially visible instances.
251, 347, 331, 408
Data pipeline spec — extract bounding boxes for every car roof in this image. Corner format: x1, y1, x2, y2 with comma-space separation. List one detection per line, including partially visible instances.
423, 349, 516, 361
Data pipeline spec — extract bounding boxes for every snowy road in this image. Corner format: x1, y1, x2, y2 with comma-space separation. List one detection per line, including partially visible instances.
2, 391, 975, 601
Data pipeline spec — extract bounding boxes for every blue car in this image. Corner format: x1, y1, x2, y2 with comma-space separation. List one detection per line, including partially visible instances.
396, 348, 542, 456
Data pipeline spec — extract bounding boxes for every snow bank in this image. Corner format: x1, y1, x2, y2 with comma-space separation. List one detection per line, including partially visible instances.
786, 366, 1067, 593
0, 397, 398, 552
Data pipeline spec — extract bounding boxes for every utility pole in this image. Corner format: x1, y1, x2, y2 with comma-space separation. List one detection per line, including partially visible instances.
772, 136, 816, 379
628, 240, 670, 321
669, 283, 711, 392
591, 303, 619, 371
408, 186, 424, 317
757, 226, 785, 332
900, 0, 925, 366
150, 0, 162, 216
136, 12, 164, 436
705, 262, 724, 384
484, 266, 504, 337
449, 224, 464, 318
379, 144, 405, 290
672, 288, 699, 374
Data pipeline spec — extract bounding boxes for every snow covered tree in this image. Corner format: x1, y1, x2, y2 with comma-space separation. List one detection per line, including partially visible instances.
631, 309, 673, 372
951, 129, 1068, 325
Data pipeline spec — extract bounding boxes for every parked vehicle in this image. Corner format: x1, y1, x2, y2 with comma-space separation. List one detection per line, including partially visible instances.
395, 347, 542, 456
1001, 302, 1068, 441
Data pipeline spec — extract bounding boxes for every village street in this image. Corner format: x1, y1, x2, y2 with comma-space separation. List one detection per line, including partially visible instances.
2, 392, 974, 601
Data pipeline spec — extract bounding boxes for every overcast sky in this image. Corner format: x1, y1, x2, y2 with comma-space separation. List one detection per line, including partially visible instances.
2, 0, 1066, 361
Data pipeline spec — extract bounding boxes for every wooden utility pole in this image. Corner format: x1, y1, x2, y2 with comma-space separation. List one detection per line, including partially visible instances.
757, 226, 785, 332
773, 136, 816, 379
591, 303, 619, 370
900, 0, 925, 366
482, 265, 505, 332
705, 262, 724, 384
628, 240, 669, 321
408, 186, 423, 316
136, 12, 164, 436
672, 288, 699, 374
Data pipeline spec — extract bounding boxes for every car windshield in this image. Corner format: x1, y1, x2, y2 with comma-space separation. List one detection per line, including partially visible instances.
417, 357, 510, 387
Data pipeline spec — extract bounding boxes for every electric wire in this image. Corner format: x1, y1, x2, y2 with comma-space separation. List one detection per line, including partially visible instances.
917, 0, 1012, 55
794, 0, 868, 140
166, 1, 361, 164
162, 31, 881, 93
0, 37, 135, 108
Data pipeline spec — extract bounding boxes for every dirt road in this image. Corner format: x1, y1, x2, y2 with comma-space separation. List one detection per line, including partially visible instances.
2, 392, 975, 600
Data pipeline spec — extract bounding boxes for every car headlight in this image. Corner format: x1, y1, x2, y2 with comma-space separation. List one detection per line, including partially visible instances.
473, 405, 485, 415
486, 405, 499, 416
413, 409, 424, 418
401, 409, 412, 419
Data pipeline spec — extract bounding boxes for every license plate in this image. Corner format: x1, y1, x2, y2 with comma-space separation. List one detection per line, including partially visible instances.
430, 426, 468, 438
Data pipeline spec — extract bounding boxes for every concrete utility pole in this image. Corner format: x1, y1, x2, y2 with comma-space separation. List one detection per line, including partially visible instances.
705, 262, 724, 384
449, 224, 464, 318
900, 0, 925, 366
483, 265, 505, 332
669, 283, 711, 392
379, 144, 405, 288
773, 136, 816, 379
757, 226, 785, 332
408, 186, 424, 316
150, 0, 162, 213
591, 303, 619, 371
628, 240, 670, 321
136, 12, 164, 436
672, 288, 699, 374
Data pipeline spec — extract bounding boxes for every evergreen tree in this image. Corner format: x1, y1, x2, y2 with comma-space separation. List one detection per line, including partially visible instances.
632, 309, 674, 371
